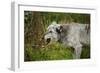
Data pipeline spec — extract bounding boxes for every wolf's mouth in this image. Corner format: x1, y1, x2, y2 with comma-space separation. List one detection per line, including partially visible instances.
46, 38, 51, 44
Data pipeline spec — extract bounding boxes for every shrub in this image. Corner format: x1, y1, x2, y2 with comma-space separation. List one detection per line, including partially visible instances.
24, 43, 73, 61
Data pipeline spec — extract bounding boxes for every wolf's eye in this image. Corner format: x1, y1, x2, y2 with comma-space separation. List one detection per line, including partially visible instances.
49, 31, 52, 33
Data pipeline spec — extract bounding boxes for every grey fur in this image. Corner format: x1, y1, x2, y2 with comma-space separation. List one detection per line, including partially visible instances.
44, 23, 90, 59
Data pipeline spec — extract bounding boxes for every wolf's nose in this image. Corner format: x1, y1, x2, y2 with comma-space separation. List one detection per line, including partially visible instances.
46, 38, 51, 43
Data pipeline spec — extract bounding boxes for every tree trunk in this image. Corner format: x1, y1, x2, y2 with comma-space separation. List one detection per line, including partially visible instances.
31, 12, 45, 48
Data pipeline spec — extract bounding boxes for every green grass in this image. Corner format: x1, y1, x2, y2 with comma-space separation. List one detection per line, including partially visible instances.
24, 43, 90, 61
81, 45, 90, 59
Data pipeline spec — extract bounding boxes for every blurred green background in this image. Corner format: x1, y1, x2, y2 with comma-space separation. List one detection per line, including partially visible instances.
24, 11, 90, 61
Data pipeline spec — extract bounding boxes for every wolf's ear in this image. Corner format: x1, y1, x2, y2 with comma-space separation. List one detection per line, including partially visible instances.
56, 25, 63, 34
60, 25, 63, 30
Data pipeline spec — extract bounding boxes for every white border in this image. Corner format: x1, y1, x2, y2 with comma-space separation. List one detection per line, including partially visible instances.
11, 1, 97, 71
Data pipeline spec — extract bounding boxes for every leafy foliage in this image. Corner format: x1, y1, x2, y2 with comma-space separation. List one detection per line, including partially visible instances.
24, 43, 73, 61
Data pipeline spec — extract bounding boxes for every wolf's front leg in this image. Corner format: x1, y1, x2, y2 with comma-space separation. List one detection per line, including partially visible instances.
73, 45, 82, 59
